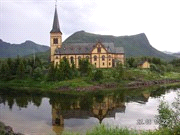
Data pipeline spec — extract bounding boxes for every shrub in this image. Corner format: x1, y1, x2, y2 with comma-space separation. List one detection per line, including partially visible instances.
93, 69, 103, 81
156, 91, 180, 134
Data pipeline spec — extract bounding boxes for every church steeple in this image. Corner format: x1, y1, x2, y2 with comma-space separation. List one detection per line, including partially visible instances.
50, 2, 62, 62
50, 5, 62, 33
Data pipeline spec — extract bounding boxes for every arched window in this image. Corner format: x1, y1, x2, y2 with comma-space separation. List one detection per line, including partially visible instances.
63, 56, 66, 61
56, 56, 58, 59
78, 56, 81, 60
86, 56, 89, 60
108, 55, 111, 61
102, 55, 105, 61
70, 56, 74, 63
78, 56, 81, 65
53, 38, 58, 44
94, 55, 97, 61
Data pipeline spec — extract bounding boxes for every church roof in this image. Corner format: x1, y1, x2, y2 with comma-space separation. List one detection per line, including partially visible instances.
54, 43, 124, 55
50, 7, 62, 33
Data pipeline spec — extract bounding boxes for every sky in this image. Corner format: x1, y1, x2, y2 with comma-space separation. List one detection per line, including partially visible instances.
1, 0, 180, 52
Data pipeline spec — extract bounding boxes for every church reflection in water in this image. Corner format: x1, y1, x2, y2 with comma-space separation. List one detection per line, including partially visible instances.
50, 91, 150, 134
1, 86, 168, 135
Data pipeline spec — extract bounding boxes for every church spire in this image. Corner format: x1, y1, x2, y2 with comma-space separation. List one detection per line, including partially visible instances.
50, 3, 62, 33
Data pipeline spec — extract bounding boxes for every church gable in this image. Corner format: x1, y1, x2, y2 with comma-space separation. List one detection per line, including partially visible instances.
91, 42, 109, 54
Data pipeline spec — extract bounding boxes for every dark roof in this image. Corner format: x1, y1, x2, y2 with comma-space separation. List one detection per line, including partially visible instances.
50, 7, 62, 33
54, 43, 124, 55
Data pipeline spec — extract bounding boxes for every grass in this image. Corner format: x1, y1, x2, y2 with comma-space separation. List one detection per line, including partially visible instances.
61, 124, 179, 135
0, 77, 93, 92
1, 69, 180, 93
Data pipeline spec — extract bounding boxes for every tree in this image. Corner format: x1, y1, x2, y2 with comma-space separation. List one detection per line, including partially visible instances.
58, 58, 72, 80
126, 57, 135, 68
7, 58, 14, 75
71, 59, 78, 78
79, 59, 91, 76
16, 60, 25, 79
33, 67, 43, 81
13, 55, 21, 75
0, 62, 11, 81
115, 62, 124, 81
47, 63, 57, 81
156, 91, 180, 134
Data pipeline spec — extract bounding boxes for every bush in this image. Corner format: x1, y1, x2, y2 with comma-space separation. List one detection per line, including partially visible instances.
156, 91, 180, 134
93, 69, 103, 81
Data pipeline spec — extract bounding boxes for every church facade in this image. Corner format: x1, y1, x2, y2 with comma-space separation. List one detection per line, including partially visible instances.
50, 7, 125, 68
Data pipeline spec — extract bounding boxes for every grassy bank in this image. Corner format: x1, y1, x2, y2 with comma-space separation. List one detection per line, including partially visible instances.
62, 124, 180, 135
1, 69, 180, 92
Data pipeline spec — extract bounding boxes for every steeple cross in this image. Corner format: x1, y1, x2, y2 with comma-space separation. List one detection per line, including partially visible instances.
55, 0, 57, 7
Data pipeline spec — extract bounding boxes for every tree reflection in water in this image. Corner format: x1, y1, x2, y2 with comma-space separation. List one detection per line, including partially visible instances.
0, 86, 176, 134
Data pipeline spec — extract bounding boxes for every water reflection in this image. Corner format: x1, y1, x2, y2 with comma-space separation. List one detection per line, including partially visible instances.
0, 86, 176, 134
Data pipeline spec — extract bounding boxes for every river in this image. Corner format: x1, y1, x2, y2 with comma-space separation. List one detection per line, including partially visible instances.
0, 87, 179, 135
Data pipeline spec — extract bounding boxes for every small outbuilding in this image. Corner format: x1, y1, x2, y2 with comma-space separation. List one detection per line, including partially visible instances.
137, 61, 150, 69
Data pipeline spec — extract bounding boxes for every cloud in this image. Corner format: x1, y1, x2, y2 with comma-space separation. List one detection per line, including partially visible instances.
1, 0, 180, 51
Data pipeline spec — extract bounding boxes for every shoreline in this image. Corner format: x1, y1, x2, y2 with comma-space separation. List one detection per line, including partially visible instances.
1, 78, 180, 93
0, 121, 24, 135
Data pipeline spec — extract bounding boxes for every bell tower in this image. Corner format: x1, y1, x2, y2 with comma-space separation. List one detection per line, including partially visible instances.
50, 3, 62, 62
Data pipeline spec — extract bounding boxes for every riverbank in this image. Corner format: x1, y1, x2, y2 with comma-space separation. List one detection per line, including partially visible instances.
1, 70, 180, 93
64, 124, 179, 135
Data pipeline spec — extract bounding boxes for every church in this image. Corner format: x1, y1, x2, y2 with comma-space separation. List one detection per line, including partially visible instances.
50, 6, 125, 68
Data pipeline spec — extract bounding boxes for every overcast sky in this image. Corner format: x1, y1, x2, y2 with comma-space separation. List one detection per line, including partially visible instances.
1, 0, 180, 52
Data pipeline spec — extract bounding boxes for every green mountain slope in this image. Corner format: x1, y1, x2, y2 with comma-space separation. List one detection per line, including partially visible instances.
64, 31, 175, 60
0, 39, 49, 58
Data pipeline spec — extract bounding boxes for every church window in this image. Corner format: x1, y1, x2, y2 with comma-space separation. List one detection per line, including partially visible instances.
53, 38, 58, 44
94, 55, 97, 61
78, 56, 81, 60
95, 63, 96, 66
103, 62, 105, 66
108, 55, 111, 61
78, 56, 81, 64
86, 56, 89, 60
63, 56, 66, 61
56, 56, 58, 59
70, 57, 74, 63
98, 47, 101, 53
109, 62, 111, 66
102, 55, 105, 61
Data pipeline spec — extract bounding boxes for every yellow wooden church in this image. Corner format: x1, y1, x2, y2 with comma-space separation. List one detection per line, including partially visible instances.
50, 6, 125, 68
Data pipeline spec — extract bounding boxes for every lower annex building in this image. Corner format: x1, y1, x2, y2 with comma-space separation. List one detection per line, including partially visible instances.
50, 6, 125, 68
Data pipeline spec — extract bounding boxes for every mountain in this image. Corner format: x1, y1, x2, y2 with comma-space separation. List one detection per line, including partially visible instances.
0, 39, 49, 58
1, 31, 176, 61
172, 52, 180, 58
64, 31, 175, 61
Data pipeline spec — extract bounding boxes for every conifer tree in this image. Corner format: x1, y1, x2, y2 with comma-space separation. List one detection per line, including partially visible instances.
47, 63, 56, 81
7, 58, 14, 75
16, 60, 25, 79
79, 59, 91, 76
0, 62, 11, 81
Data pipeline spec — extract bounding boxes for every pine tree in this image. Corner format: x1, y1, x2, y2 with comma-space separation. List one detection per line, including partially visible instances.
0, 62, 11, 81
47, 63, 56, 81
116, 62, 124, 82
13, 55, 21, 75
16, 60, 25, 79
79, 59, 91, 76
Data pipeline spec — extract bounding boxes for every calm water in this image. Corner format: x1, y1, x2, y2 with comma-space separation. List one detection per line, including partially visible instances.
0, 87, 179, 135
